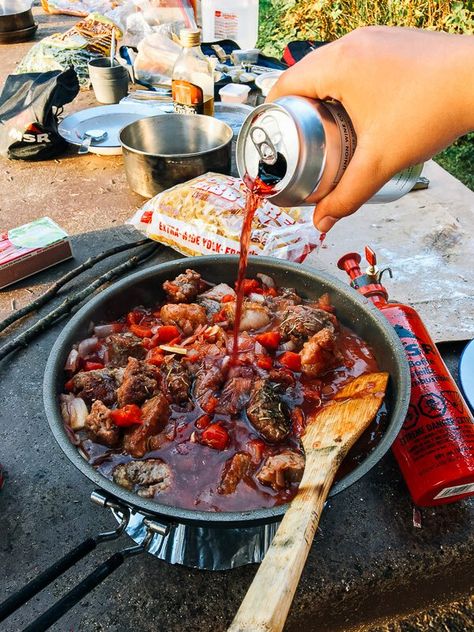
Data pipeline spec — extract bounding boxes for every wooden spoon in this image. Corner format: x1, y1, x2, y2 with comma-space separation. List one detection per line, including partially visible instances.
228, 371, 389, 632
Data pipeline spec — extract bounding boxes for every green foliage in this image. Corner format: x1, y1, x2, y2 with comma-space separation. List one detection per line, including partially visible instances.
258, 1, 474, 190
435, 134, 474, 191
258, 0, 474, 58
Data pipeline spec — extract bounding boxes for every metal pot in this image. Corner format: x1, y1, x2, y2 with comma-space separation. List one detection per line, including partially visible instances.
0, 8, 34, 32
0, 256, 410, 627
44, 255, 410, 528
119, 114, 233, 198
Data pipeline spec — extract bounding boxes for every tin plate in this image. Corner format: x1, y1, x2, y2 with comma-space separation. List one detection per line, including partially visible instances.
58, 104, 165, 155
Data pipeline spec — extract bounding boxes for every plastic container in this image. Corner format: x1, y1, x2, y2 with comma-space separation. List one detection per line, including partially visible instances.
255, 70, 283, 97
218, 83, 250, 104
201, 0, 258, 49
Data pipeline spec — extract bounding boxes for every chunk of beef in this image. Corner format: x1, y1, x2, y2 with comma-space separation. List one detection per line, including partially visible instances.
268, 368, 296, 388
216, 376, 253, 415
106, 333, 146, 368
196, 297, 221, 319
116, 357, 161, 407
85, 401, 121, 448
246, 379, 290, 443
72, 368, 120, 407
193, 357, 225, 409
113, 459, 171, 497
160, 303, 207, 335
300, 328, 343, 377
215, 364, 255, 415
257, 449, 305, 490
163, 269, 203, 303
218, 453, 252, 495
162, 355, 192, 406
279, 305, 335, 350
123, 394, 169, 458
223, 301, 271, 332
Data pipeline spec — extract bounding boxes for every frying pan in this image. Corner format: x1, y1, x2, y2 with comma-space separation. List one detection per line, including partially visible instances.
1, 255, 410, 629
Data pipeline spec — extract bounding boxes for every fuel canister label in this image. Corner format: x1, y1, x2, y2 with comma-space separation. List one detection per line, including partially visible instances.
392, 312, 474, 476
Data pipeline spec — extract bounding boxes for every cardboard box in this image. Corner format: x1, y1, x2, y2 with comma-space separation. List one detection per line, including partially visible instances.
0, 217, 73, 290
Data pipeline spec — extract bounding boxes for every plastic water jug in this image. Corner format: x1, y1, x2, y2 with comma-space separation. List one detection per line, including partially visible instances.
201, 0, 259, 50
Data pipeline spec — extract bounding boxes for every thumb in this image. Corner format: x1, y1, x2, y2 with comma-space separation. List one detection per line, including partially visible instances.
313, 147, 392, 232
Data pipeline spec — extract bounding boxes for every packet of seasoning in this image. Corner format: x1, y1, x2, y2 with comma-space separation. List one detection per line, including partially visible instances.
0, 217, 73, 289
128, 173, 320, 263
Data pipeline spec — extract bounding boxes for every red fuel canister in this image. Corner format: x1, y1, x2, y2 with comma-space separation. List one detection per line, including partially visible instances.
338, 247, 474, 506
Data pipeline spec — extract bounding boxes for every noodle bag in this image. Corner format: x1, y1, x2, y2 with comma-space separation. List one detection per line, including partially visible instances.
128, 173, 320, 263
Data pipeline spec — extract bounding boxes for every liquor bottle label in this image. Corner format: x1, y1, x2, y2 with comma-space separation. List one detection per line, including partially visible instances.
172, 80, 204, 115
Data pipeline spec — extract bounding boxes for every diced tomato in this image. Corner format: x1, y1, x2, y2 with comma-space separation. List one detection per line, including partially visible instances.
195, 414, 211, 430
291, 407, 306, 437
221, 294, 235, 303
257, 355, 273, 370
256, 331, 281, 350
212, 308, 228, 323
154, 325, 180, 344
64, 378, 75, 392
247, 438, 265, 464
239, 278, 263, 296
126, 310, 145, 326
146, 348, 165, 366
83, 361, 105, 371
129, 323, 153, 338
202, 395, 219, 414
279, 351, 302, 372
200, 423, 229, 450
264, 287, 278, 297
110, 404, 143, 427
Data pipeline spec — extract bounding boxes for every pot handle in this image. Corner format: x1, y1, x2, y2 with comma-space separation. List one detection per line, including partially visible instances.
22, 521, 167, 632
0, 537, 98, 623
0, 496, 130, 624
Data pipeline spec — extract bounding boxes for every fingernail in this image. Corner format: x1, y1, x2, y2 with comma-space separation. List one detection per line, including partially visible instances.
316, 216, 339, 233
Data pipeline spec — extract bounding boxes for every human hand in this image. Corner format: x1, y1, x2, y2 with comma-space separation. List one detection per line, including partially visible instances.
268, 27, 474, 232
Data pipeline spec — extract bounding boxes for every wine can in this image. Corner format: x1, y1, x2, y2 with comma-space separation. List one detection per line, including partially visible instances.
236, 95, 423, 207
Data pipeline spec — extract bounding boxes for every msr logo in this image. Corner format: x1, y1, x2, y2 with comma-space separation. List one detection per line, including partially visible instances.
22, 124, 51, 144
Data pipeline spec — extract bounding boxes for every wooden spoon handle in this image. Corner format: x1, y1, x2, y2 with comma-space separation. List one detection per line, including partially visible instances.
228, 453, 339, 632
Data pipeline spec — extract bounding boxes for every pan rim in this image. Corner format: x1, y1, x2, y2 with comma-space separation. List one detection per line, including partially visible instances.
43, 254, 410, 527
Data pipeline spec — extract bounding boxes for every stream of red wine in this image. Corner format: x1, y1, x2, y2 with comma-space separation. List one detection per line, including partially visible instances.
232, 174, 277, 363
232, 167, 326, 362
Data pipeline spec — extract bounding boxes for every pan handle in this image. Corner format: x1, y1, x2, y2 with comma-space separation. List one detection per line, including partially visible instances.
0, 492, 129, 624
22, 520, 167, 632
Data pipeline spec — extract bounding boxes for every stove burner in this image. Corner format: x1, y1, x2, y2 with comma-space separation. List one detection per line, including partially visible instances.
113, 510, 279, 571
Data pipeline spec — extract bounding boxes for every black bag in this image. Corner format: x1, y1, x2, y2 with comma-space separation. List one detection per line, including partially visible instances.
0, 67, 79, 161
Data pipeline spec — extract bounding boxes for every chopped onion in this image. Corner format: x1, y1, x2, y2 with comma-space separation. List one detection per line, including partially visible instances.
200, 283, 235, 301
77, 336, 98, 358
281, 340, 295, 352
248, 292, 265, 304
60, 394, 88, 430
254, 341, 265, 355
257, 273, 275, 288
64, 348, 79, 372
94, 324, 118, 338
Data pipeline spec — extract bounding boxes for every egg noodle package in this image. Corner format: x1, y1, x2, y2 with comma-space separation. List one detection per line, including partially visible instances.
128, 173, 320, 263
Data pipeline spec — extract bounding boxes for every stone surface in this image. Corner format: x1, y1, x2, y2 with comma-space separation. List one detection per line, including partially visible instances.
0, 8, 473, 632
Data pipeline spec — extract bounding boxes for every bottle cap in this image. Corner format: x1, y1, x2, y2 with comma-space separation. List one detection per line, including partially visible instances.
180, 28, 201, 47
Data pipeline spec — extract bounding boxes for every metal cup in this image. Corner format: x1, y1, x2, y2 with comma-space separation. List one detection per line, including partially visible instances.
88, 58, 129, 105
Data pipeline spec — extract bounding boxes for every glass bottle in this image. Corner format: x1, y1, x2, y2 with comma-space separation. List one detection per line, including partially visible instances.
172, 28, 214, 116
